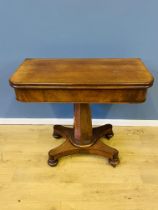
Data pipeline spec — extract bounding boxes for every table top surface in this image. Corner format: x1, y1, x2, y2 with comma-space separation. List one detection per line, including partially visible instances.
10, 58, 154, 89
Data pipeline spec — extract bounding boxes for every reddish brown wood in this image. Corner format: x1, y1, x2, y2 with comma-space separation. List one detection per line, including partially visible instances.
9, 58, 154, 167
10, 58, 154, 103
50, 123, 118, 167
9, 58, 154, 88
49, 103, 119, 167
74, 104, 93, 146
13, 88, 148, 103
48, 137, 119, 167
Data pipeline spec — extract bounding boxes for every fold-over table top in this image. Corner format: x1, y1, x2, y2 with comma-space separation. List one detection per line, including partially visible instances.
10, 58, 154, 89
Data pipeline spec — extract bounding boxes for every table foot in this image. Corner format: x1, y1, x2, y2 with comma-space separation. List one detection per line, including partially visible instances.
105, 132, 114, 140
93, 124, 114, 140
109, 157, 120, 167
48, 132, 119, 167
48, 138, 80, 166
48, 158, 58, 167
52, 132, 62, 139
52, 125, 73, 139
87, 140, 119, 167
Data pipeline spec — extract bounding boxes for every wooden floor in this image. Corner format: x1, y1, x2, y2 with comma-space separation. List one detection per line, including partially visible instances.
0, 125, 158, 210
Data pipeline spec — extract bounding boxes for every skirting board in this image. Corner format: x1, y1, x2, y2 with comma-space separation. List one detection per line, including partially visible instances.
0, 118, 158, 126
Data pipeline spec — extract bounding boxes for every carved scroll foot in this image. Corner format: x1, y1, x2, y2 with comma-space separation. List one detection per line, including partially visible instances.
87, 140, 119, 167
109, 156, 120, 167
48, 138, 80, 167
93, 124, 114, 141
49, 129, 119, 167
52, 125, 73, 139
48, 158, 58, 167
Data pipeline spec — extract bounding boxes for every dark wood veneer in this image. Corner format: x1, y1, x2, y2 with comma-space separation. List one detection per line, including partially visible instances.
9, 58, 154, 167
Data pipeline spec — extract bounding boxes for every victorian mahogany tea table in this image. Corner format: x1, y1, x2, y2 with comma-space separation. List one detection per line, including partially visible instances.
9, 58, 154, 167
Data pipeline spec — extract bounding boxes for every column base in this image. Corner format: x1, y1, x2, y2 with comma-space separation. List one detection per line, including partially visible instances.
48, 124, 119, 167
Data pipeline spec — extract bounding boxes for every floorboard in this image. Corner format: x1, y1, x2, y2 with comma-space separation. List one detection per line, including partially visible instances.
0, 125, 158, 210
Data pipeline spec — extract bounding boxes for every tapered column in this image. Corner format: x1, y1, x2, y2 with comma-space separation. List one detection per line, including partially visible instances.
73, 103, 93, 146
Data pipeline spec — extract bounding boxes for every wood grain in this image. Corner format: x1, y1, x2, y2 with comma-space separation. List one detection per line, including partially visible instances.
9, 58, 154, 168
49, 104, 118, 167
74, 104, 93, 145
0, 125, 158, 210
9, 58, 154, 103
9, 58, 153, 88
14, 88, 147, 103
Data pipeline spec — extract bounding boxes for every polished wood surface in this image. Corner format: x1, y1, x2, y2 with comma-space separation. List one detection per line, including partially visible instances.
49, 104, 119, 167
74, 104, 93, 146
10, 58, 153, 88
49, 106, 118, 167
9, 58, 154, 167
10, 58, 154, 103
0, 125, 158, 210
14, 88, 147, 103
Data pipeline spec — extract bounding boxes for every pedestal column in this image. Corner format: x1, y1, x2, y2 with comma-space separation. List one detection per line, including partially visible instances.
73, 103, 93, 146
